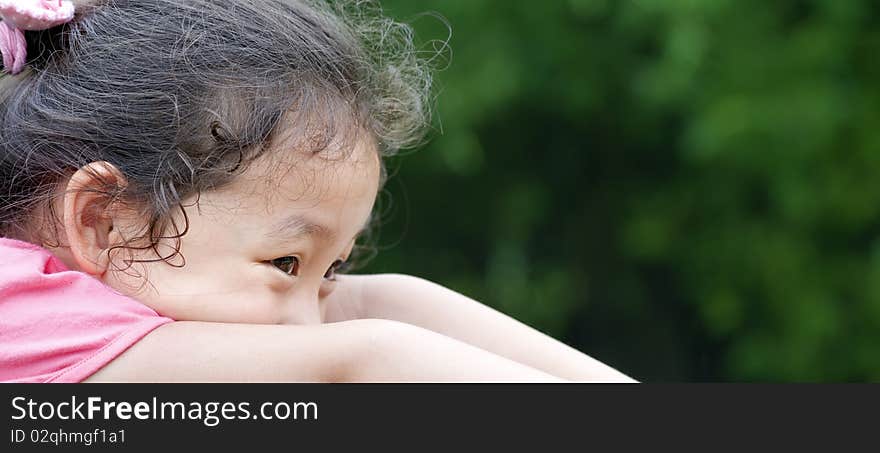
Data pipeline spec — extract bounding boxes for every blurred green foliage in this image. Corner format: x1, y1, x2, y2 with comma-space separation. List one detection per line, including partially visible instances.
366, 0, 880, 381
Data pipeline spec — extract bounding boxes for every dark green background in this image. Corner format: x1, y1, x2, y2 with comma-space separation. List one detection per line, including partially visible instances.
362, 0, 880, 381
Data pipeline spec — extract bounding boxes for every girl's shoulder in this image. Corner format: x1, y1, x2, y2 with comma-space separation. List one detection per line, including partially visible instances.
0, 238, 173, 383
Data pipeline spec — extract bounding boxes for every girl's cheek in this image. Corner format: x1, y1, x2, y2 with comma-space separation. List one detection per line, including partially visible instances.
264, 274, 294, 294
217, 288, 284, 324
168, 287, 282, 324
144, 276, 286, 324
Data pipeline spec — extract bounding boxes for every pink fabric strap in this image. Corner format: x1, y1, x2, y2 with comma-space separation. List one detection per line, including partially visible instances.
0, 238, 175, 383
0, 0, 75, 75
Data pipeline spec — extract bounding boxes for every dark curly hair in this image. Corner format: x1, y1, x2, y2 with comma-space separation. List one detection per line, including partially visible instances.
0, 0, 435, 265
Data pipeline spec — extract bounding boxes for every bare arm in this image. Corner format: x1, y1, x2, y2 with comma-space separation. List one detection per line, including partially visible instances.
85, 319, 563, 382
324, 274, 636, 382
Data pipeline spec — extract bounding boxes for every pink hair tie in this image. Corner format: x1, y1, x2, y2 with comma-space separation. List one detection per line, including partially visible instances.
0, 0, 75, 75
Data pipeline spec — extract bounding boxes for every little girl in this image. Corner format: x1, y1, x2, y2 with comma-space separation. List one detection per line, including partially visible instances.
0, 0, 634, 382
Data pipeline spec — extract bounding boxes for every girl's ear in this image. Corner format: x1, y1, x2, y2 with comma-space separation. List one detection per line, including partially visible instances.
61, 161, 128, 277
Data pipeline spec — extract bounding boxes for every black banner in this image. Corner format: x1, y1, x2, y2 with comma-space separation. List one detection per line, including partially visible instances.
1, 384, 876, 451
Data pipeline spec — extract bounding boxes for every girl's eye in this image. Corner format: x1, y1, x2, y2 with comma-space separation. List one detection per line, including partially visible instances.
271, 256, 300, 276
324, 259, 347, 280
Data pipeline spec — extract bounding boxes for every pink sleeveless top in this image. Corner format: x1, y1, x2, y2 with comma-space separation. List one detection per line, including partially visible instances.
0, 238, 173, 382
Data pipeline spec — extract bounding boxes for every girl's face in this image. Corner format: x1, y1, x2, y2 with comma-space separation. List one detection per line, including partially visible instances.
104, 137, 381, 325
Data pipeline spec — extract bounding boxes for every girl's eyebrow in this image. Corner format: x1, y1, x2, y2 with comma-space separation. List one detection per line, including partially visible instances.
268, 213, 372, 244
268, 214, 334, 240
